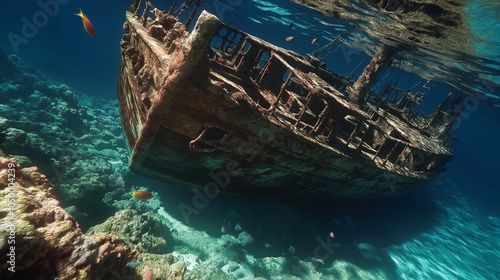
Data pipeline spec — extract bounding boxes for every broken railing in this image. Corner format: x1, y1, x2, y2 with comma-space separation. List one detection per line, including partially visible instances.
129, 1, 449, 176
206, 24, 447, 175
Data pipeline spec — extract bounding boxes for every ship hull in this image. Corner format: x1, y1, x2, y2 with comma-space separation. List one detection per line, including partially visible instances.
118, 6, 451, 201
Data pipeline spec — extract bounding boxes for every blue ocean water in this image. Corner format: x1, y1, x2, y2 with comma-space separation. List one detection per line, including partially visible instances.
1, 0, 499, 279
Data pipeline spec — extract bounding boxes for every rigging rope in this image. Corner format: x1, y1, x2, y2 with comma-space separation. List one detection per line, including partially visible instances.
310, 25, 355, 60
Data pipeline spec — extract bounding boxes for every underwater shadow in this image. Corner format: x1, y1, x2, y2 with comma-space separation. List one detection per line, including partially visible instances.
157, 181, 447, 277
280, 183, 446, 275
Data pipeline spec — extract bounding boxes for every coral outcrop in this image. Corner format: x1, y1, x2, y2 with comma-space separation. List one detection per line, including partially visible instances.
88, 209, 169, 254
0, 157, 137, 280
89, 209, 204, 280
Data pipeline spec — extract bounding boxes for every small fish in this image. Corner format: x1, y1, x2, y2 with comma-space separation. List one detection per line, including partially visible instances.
311, 38, 317, 44
125, 261, 140, 269
285, 36, 294, 42
131, 190, 154, 200
288, 245, 296, 254
75, 9, 95, 37
329, 231, 335, 238
332, 218, 342, 226
65, 205, 88, 219
143, 268, 154, 280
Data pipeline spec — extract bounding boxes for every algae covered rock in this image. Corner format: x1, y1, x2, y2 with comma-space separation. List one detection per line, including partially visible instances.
184, 264, 235, 280
132, 253, 187, 280
0, 157, 137, 280
88, 209, 169, 254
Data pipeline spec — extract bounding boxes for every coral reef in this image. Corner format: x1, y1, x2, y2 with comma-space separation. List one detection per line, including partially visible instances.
88, 209, 169, 254
88, 209, 232, 280
0, 157, 137, 279
134, 253, 188, 280
1, 45, 240, 280
0, 48, 130, 229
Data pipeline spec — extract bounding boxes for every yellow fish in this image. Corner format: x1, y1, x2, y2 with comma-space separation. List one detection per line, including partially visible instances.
311, 38, 317, 44
131, 190, 153, 200
75, 9, 95, 37
285, 36, 294, 42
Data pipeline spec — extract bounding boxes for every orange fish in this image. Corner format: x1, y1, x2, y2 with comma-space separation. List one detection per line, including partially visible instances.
143, 268, 154, 280
131, 190, 153, 200
75, 9, 95, 37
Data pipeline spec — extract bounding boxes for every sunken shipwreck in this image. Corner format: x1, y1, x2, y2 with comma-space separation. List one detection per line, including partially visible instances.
118, 0, 466, 202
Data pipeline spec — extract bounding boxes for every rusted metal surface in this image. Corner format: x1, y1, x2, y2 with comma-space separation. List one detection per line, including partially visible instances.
117, 2, 463, 201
